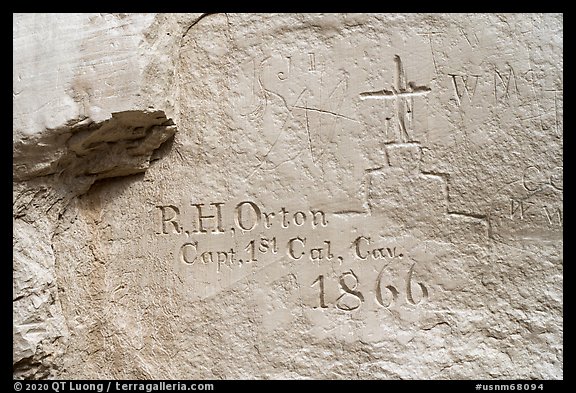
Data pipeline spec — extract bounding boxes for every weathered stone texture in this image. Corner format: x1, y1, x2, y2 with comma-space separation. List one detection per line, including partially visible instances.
13, 13, 562, 379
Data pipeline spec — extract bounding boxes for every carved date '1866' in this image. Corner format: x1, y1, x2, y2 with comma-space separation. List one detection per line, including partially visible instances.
312, 263, 428, 311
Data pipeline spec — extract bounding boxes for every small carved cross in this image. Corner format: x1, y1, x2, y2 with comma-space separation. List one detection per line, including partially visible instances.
360, 55, 431, 142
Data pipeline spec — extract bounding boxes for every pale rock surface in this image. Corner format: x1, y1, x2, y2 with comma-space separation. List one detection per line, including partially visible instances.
13, 13, 562, 379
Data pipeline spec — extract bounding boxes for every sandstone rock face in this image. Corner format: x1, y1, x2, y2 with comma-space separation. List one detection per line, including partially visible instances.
13, 13, 563, 379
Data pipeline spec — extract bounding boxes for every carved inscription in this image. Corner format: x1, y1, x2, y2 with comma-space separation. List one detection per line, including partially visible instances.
448, 73, 480, 105
312, 261, 429, 311
308, 53, 316, 72
156, 200, 433, 311
154, 40, 562, 316
360, 55, 431, 142
488, 165, 563, 243
522, 165, 562, 192
494, 66, 519, 102
508, 166, 563, 226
